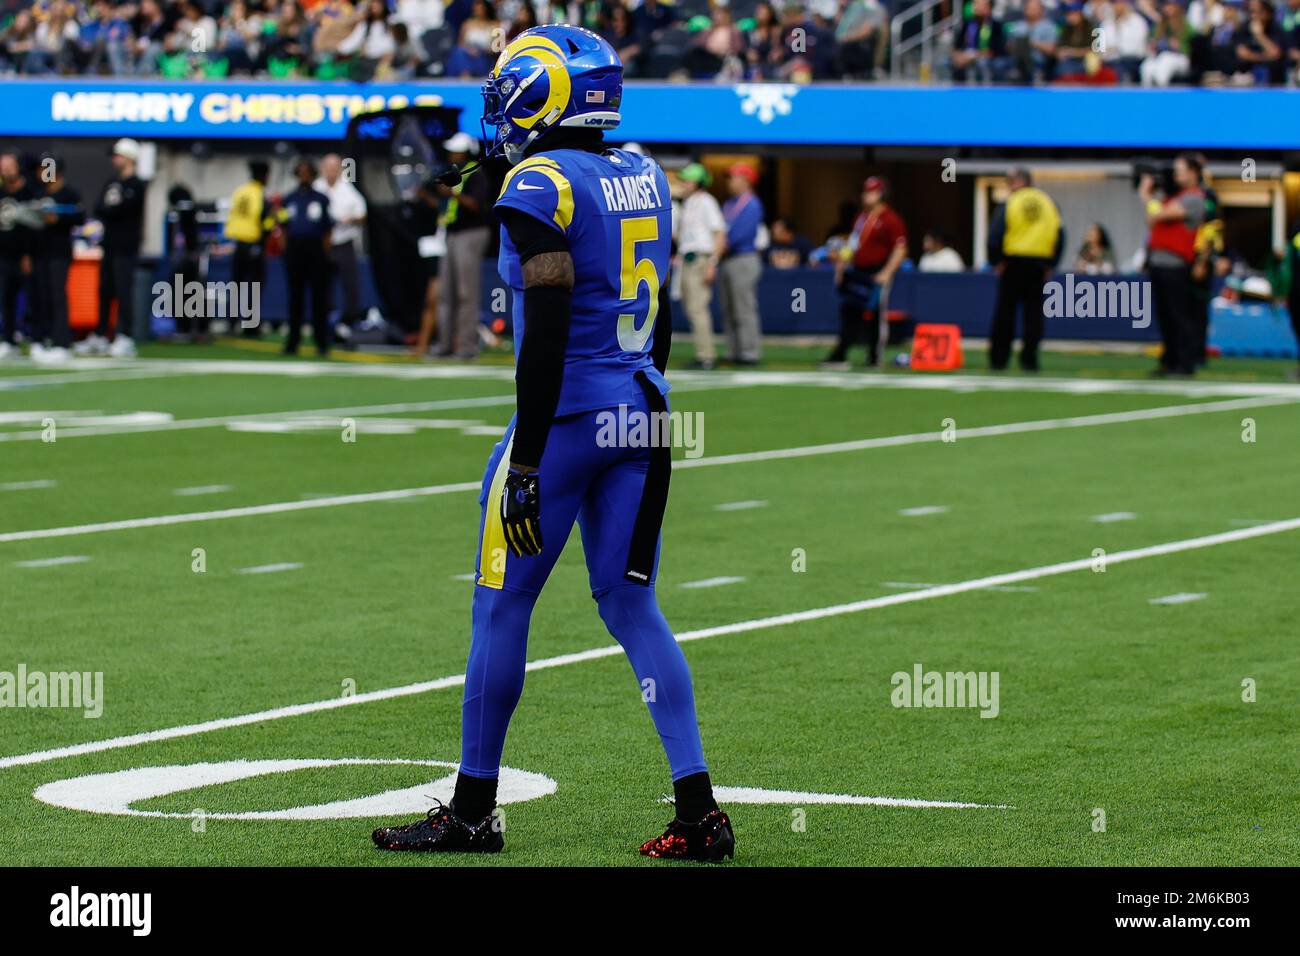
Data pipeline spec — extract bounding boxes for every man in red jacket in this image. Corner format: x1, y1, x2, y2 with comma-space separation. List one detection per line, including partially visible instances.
1142, 154, 1206, 377
823, 176, 908, 369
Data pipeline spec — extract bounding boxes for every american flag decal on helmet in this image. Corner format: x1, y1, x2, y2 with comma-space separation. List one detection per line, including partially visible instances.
586, 90, 606, 103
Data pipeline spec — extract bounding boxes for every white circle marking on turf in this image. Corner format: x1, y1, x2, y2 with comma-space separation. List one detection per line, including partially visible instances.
32, 758, 557, 820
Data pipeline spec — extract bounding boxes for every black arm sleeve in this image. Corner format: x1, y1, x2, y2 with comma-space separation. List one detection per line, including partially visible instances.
651, 282, 672, 375
986, 204, 1007, 266
500, 208, 572, 470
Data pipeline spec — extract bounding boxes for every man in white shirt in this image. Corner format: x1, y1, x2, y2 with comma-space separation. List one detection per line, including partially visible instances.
393, 0, 445, 40
315, 154, 369, 332
672, 163, 727, 370
918, 229, 966, 272
1101, 0, 1150, 81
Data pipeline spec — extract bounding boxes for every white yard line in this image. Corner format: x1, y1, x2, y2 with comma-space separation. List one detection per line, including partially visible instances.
680, 576, 746, 589
882, 581, 1037, 594
9, 357, 1300, 399
0, 395, 517, 442
13, 555, 89, 568
0, 479, 56, 491
898, 506, 949, 517
3, 515, 1298, 771
237, 563, 303, 575
714, 500, 768, 512
173, 485, 233, 497
711, 786, 1012, 810
0, 482, 482, 544
1092, 512, 1138, 523
2, 396, 1292, 545
1149, 592, 1208, 605
673, 395, 1296, 471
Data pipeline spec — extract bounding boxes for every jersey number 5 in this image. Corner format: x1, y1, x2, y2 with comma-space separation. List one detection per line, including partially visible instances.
615, 216, 660, 352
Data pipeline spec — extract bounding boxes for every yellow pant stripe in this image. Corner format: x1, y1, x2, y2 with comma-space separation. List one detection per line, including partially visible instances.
477, 436, 514, 589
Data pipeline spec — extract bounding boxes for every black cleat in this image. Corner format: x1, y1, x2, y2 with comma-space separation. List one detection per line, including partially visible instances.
372, 800, 504, 853
639, 809, 735, 862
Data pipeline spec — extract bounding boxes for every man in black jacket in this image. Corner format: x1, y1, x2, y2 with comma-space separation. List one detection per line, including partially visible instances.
0, 149, 35, 360
30, 155, 85, 364
78, 138, 146, 357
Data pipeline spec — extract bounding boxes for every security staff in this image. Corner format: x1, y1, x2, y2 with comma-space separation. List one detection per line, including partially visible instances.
30, 155, 85, 363
1142, 154, 1205, 378
987, 166, 1062, 372
280, 159, 334, 357
0, 150, 34, 360
225, 159, 273, 338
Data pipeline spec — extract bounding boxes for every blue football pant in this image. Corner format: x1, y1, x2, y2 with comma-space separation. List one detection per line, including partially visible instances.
459, 393, 708, 783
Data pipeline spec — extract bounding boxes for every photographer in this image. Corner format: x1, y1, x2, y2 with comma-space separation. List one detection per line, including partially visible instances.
1141, 154, 1206, 377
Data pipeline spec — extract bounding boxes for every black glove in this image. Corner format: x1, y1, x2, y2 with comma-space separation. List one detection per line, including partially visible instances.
501, 469, 543, 558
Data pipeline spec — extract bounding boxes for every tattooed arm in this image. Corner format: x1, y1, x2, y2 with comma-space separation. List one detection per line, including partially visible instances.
499, 209, 574, 472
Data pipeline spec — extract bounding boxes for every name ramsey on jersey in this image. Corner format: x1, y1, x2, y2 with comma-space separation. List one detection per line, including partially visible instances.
598, 173, 663, 213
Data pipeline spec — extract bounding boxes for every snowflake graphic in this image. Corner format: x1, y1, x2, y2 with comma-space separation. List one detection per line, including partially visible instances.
734, 84, 799, 125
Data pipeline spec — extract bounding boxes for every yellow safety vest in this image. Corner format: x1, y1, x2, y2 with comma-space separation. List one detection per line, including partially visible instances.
1003, 186, 1061, 260
225, 181, 265, 243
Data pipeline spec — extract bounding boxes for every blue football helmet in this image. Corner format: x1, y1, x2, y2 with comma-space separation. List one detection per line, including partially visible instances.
481, 25, 623, 165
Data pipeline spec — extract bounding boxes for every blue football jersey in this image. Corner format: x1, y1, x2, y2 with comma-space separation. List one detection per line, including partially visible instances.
495, 147, 672, 416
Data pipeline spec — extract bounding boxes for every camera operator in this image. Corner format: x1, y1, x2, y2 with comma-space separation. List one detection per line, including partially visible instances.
1141, 154, 1206, 378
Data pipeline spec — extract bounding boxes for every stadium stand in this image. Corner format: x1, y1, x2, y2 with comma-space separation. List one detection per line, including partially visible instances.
0, 0, 1296, 86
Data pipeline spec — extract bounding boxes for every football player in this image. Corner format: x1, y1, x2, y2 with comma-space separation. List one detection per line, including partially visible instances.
372, 25, 734, 861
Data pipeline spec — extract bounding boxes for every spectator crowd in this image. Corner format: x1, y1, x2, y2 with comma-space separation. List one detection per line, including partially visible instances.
0, 0, 896, 81
0, 0, 1297, 85
950, 0, 1300, 86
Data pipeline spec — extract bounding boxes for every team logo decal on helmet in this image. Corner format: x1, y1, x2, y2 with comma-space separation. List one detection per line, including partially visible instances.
481, 25, 623, 165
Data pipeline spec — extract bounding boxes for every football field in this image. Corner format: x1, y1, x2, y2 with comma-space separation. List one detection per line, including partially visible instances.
2, 348, 1299, 866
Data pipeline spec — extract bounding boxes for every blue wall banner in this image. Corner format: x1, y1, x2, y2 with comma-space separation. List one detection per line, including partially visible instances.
6, 79, 1299, 149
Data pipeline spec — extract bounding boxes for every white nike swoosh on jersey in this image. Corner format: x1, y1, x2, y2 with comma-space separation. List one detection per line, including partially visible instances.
516, 181, 545, 191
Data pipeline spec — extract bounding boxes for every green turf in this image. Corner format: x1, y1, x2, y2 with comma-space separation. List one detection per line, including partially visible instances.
1, 348, 1298, 865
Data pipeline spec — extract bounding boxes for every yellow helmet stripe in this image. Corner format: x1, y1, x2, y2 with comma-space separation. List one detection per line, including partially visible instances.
492, 35, 572, 133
